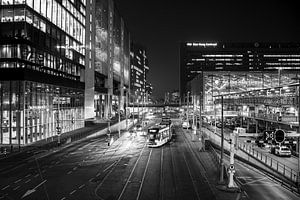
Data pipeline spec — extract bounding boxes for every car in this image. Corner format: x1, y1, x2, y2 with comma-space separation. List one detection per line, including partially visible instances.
274, 146, 291, 157
136, 124, 143, 131
182, 121, 191, 129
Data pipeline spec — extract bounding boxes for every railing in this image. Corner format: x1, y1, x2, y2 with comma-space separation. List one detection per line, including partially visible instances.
238, 143, 298, 183
243, 112, 298, 124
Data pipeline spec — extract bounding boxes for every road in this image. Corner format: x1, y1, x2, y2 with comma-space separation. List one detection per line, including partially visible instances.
1, 115, 299, 200
0, 120, 215, 200
203, 126, 300, 200
209, 124, 299, 176
233, 156, 300, 200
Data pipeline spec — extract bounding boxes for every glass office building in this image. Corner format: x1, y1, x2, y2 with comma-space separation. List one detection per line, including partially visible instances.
181, 42, 300, 133
130, 43, 149, 102
180, 42, 300, 110
0, 0, 86, 145
89, 0, 130, 119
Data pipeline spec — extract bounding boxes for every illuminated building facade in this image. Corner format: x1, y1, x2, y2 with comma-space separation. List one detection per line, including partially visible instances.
0, 0, 86, 145
85, 0, 130, 119
181, 42, 300, 131
130, 43, 149, 103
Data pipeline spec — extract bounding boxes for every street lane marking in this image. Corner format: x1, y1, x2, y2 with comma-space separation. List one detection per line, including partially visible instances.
70, 190, 76, 195
73, 167, 78, 170
14, 179, 22, 183
242, 177, 267, 185
103, 161, 118, 172
67, 171, 72, 174
42, 170, 46, 173
25, 174, 31, 178
13, 186, 20, 191
1, 185, 10, 190
25, 179, 31, 183
79, 184, 85, 189
34, 174, 39, 178
60, 197, 66, 200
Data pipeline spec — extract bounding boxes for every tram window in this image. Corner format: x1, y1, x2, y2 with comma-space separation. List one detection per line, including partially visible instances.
149, 134, 155, 139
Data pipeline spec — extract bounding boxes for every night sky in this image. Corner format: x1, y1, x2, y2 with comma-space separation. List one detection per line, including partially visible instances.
114, 0, 300, 98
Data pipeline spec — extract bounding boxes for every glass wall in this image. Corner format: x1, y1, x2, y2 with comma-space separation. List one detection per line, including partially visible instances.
0, 0, 86, 81
0, 80, 84, 145
95, 0, 109, 76
202, 71, 299, 113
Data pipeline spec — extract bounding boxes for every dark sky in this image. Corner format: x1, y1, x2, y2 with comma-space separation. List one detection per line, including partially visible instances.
114, 0, 300, 98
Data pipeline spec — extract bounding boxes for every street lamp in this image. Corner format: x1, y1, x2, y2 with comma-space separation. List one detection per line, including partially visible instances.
187, 91, 190, 126
219, 95, 225, 183
292, 76, 300, 192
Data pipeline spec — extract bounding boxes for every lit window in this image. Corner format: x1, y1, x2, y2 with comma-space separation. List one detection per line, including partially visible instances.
41, 0, 46, 17
33, 0, 40, 13
14, 8, 25, 22
46, 0, 52, 20
52, 0, 57, 25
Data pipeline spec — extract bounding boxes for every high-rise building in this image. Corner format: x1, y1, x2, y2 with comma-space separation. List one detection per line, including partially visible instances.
0, 0, 86, 145
130, 43, 149, 103
180, 42, 300, 112
0, 0, 131, 147
85, 0, 130, 120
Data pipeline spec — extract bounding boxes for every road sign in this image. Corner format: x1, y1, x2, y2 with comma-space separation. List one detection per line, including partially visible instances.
274, 129, 285, 143
56, 126, 61, 135
264, 130, 274, 140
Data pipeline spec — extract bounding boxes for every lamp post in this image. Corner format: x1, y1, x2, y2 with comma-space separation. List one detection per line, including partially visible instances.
125, 88, 129, 130
118, 93, 121, 138
219, 95, 225, 183
298, 83, 300, 193
292, 76, 300, 192
187, 91, 190, 127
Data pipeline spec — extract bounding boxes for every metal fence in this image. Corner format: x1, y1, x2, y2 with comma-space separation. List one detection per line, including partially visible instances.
238, 143, 298, 183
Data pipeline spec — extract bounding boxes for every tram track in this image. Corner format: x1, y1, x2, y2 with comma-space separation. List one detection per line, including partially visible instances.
93, 133, 149, 200
116, 143, 150, 200
159, 146, 164, 200
167, 140, 179, 200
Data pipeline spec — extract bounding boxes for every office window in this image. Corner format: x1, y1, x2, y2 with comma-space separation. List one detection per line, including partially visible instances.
25, 9, 33, 24
26, 0, 33, 8
61, 8, 65, 31
40, 20, 46, 32
14, 0, 25, 4
46, 0, 52, 20
33, 15, 40, 29
52, 0, 57, 25
57, 3, 61, 28
14, 8, 25, 22
41, 0, 46, 17
33, 0, 40, 13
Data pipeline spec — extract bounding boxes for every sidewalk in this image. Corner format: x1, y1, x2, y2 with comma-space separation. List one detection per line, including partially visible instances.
183, 128, 242, 200
0, 118, 133, 162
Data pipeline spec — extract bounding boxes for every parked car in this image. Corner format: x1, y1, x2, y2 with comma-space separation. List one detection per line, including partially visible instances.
136, 124, 143, 131
182, 121, 191, 129
273, 146, 291, 157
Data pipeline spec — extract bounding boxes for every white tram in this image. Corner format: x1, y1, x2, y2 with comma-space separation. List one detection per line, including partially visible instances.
148, 118, 173, 147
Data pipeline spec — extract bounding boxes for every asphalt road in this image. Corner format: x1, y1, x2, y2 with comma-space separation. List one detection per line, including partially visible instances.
0, 119, 215, 200
232, 156, 300, 200
210, 124, 299, 175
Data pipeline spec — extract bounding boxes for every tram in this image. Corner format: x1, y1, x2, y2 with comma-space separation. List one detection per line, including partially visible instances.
148, 118, 173, 147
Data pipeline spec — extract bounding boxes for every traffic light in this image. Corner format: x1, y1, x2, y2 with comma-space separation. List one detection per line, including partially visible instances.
274, 129, 285, 143
56, 126, 61, 135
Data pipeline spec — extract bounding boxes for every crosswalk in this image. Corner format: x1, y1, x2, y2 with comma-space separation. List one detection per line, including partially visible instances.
236, 176, 278, 186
